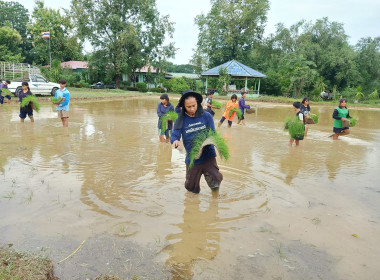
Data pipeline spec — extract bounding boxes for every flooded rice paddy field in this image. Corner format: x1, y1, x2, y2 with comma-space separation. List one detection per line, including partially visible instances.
1, 97, 380, 279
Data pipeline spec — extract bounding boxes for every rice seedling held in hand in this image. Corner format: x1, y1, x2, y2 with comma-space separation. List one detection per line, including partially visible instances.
288, 118, 305, 139
50, 97, 61, 103
309, 113, 320, 124
21, 95, 40, 112
211, 100, 222, 109
228, 108, 242, 120
349, 117, 357, 127
161, 111, 178, 132
188, 129, 229, 169
284, 117, 292, 129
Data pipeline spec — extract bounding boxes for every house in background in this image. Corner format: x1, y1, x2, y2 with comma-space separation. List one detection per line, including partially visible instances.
123, 65, 170, 88
60, 61, 88, 73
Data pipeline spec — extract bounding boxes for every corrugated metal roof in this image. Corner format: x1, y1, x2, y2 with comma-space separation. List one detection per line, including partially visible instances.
201, 60, 266, 78
61, 61, 88, 69
169, 73, 200, 79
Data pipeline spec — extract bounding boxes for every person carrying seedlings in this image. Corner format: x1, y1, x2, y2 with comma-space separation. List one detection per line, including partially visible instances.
237, 91, 251, 125
203, 91, 219, 118
0, 80, 12, 104
53, 79, 70, 127
300, 97, 310, 136
332, 98, 351, 140
157, 93, 174, 143
289, 101, 305, 146
218, 94, 239, 128
171, 89, 223, 194
18, 82, 34, 123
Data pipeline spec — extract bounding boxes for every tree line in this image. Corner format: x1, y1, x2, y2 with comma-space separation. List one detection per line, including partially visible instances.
1, 0, 379, 100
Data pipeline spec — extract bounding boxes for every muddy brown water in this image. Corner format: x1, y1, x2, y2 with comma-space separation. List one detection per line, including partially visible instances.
1, 98, 380, 279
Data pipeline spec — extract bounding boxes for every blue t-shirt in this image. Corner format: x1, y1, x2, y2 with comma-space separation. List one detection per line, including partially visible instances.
171, 111, 216, 165
55, 88, 70, 111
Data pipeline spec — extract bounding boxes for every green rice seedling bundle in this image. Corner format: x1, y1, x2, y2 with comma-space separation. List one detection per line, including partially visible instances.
21, 95, 40, 112
161, 111, 178, 131
50, 97, 61, 103
349, 117, 357, 127
288, 118, 305, 139
345, 117, 357, 127
1, 88, 11, 95
212, 100, 222, 109
284, 117, 292, 129
189, 129, 229, 169
309, 113, 320, 124
228, 108, 242, 120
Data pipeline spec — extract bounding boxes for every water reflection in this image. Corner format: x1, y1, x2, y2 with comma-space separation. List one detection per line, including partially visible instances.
165, 193, 222, 279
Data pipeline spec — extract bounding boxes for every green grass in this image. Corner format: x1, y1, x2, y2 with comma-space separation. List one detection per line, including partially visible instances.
21, 95, 40, 112
188, 129, 229, 169
228, 108, 242, 120
161, 111, 178, 131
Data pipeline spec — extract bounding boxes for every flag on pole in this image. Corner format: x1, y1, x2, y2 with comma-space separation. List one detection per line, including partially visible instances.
41, 31, 50, 39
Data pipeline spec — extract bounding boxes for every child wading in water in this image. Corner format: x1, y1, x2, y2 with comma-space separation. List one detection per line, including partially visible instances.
289, 101, 305, 146
218, 94, 238, 128
300, 97, 311, 136
237, 91, 251, 125
203, 91, 218, 117
332, 98, 351, 140
157, 93, 174, 142
19, 81, 34, 123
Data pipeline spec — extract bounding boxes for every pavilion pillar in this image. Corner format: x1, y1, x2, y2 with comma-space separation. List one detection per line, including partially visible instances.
205, 77, 208, 94
245, 77, 247, 91
258, 79, 261, 94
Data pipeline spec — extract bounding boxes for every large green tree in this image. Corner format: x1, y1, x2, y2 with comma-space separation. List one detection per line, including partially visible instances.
28, 1, 83, 66
355, 37, 380, 92
0, 25, 23, 62
192, 0, 269, 71
71, 0, 175, 88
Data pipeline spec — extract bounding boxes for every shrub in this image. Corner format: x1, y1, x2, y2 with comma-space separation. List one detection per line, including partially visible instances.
126, 86, 138, 91
171, 78, 189, 93
368, 88, 379, 100
136, 82, 148, 92
150, 87, 166, 93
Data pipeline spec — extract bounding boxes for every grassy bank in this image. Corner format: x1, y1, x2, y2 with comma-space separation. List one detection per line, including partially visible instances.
32, 88, 380, 108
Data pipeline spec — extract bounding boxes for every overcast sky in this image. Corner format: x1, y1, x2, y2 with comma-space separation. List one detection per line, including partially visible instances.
15, 0, 380, 64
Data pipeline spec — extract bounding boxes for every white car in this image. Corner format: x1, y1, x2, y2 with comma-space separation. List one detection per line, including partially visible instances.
8, 74, 60, 97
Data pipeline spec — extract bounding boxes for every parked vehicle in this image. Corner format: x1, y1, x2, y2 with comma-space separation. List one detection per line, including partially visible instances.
90, 82, 116, 89
1, 62, 59, 96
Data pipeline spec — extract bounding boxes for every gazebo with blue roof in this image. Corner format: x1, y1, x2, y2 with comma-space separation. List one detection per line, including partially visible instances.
201, 60, 266, 95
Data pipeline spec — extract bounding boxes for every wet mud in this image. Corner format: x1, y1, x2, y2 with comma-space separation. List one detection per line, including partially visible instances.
1, 98, 380, 279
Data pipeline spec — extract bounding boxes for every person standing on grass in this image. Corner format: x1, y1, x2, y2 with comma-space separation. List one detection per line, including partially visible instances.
157, 93, 174, 143
237, 91, 251, 125
18, 82, 34, 123
0, 80, 12, 104
289, 102, 305, 147
332, 98, 351, 140
171, 89, 223, 194
54, 79, 70, 127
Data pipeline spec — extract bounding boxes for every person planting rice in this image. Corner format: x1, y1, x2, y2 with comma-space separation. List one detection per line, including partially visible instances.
18, 82, 34, 123
218, 94, 239, 128
0, 80, 12, 104
288, 101, 305, 146
237, 91, 251, 125
332, 98, 352, 140
203, 91, 220, 118
53, 79, 70, 127
171, 89, 223, 194
300, 97, 311, 136
157, 94, 174, 143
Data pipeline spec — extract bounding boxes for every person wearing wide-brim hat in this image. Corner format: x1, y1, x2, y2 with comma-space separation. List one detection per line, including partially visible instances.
171, 89, 223, 194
